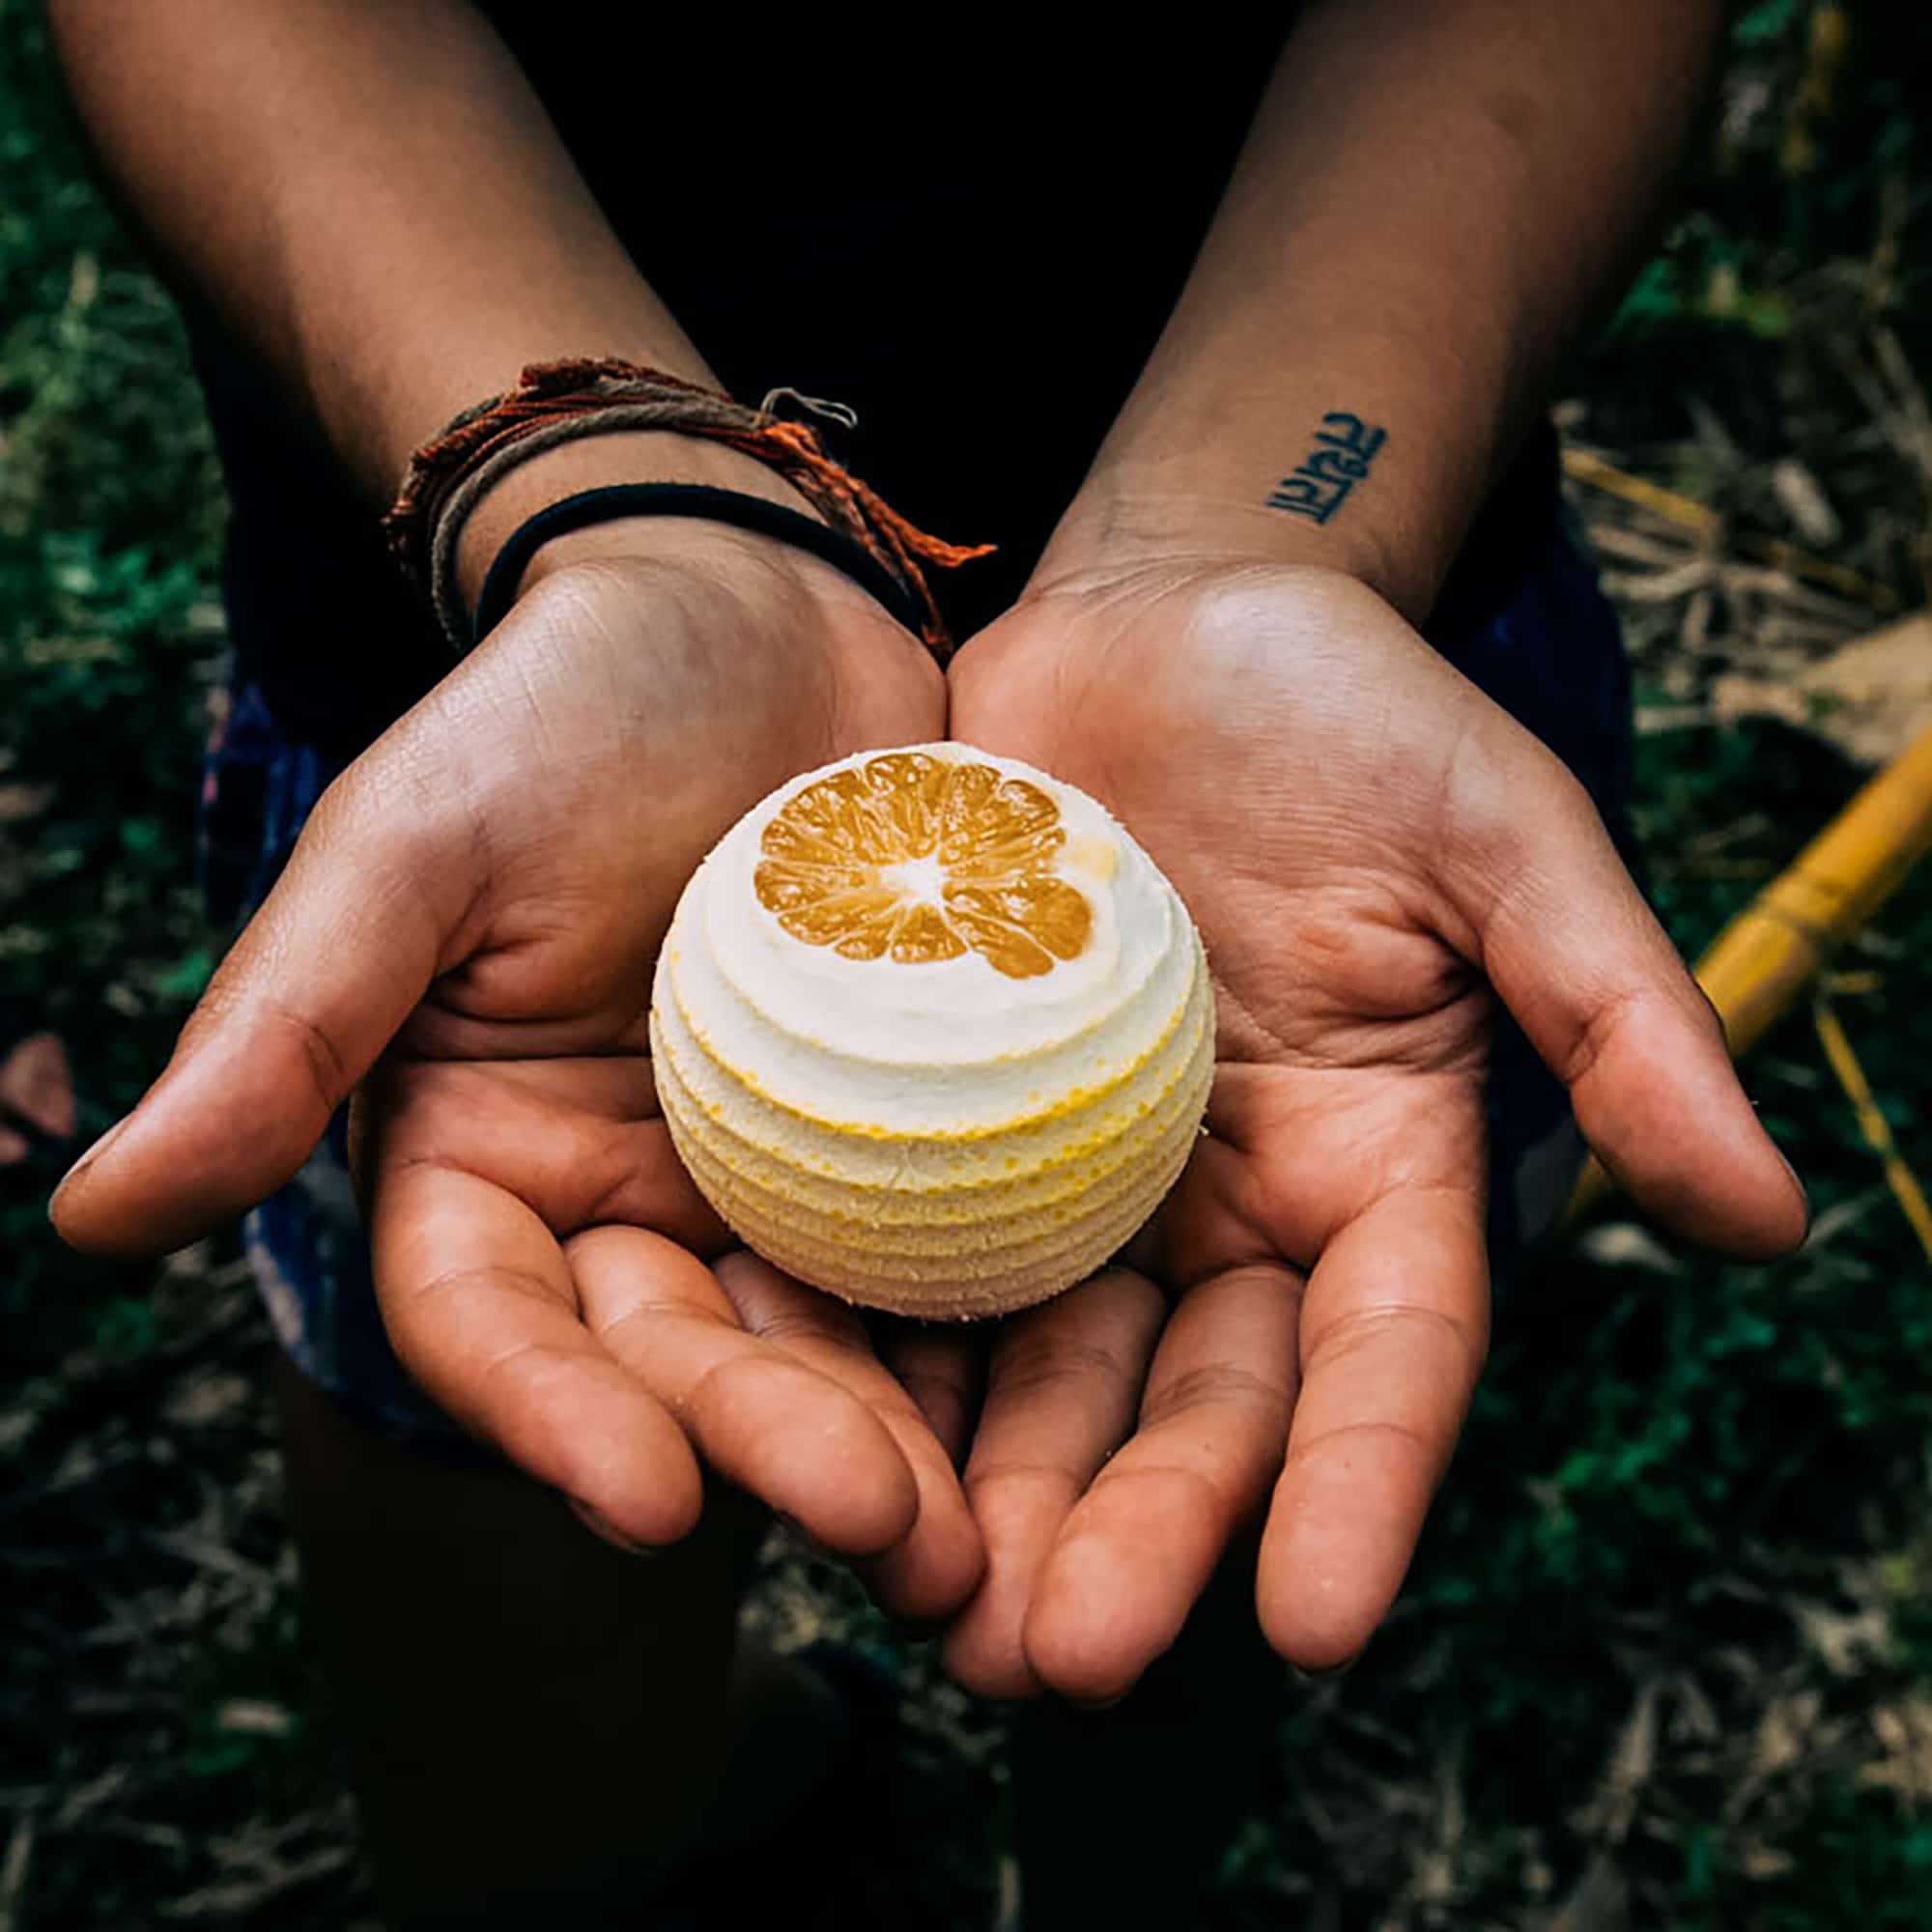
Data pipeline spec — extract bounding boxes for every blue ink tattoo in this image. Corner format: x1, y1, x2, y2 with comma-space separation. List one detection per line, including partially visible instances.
1266, 412, 1387, 525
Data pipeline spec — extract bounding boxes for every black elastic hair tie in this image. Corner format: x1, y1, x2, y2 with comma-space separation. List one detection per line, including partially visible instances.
469, 482, 929, 650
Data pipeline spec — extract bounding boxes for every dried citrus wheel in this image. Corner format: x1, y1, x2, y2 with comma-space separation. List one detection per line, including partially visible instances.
650, 743, 1213, 1320
754, 751, 1093, 977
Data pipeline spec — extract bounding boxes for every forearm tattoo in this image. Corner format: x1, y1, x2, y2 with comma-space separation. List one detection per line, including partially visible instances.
1265, 412, 1386, 525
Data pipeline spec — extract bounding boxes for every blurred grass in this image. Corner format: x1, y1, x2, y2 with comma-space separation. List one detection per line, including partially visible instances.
0, 6, 224, 1350
4, 3, 1932, 1928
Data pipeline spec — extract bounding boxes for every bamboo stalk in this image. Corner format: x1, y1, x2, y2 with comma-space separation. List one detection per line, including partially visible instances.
1811, 996, 1932, 1264
1562, 446, 1722, 541
1568, 720, 1932, 1220
1560, 447, 1900, 611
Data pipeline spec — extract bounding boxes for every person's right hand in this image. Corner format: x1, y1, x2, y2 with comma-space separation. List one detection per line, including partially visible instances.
51, 520, 983, 1616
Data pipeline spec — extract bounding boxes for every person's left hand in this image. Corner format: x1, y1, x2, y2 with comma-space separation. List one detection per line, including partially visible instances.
930, 552, 1807, 1703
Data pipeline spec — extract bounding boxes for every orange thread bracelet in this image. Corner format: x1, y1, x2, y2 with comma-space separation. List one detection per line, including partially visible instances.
384, 357, 994, 661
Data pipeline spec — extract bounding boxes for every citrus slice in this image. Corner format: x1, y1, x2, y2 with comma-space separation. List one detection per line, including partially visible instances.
650, 743, 1213, 1319
753, 751, 1092, 976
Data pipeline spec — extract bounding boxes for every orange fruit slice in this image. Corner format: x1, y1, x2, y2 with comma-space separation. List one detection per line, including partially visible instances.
754, 751, 1093, 978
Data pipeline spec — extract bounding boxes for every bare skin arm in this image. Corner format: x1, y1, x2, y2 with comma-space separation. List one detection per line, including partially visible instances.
1049, 0, 1725, 614
944, 0, 1805, 1703
48, 0, 801, 596
48, 0, 980, 1611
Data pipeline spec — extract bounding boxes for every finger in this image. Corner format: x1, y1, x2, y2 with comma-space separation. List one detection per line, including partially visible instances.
569, 1228, 922, 1561
1455, 758, 1806, 1257
1256, 1184, 1488, 1671
53, 750, 471, 1256
875, 1321, 985, 1466
1020, 1264, 1298, 1706
373, 1159, 704, 1549
942, 1269, 1165, 1698
719, 1256, 986, 1622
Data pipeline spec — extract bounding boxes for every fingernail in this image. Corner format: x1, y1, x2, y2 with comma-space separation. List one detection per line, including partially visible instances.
1291, 1655, 1360, 1686
49, 1116, 131, 1211
1775, 1144, 1812, 1235
567, 1496, 661, 1557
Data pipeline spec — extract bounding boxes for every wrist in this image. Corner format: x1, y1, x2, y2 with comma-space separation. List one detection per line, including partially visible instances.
1034, 462, 1437, 626
453, 429, 820, 616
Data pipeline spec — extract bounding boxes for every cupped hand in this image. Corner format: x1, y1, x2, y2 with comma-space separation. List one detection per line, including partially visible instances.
52, 523, 981, 1616
938, 556, 1806, 1699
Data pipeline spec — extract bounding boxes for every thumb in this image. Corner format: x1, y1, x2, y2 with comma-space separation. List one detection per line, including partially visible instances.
51, 754, 471, 1257
1454, 753, 1807, 1260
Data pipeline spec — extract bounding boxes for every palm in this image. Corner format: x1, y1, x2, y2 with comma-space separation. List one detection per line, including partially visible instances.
56, 531, 980, 1613
937, 559, 1806, 1697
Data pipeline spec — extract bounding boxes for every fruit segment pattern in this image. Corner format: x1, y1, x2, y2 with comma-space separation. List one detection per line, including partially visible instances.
754, 752, 1093, 978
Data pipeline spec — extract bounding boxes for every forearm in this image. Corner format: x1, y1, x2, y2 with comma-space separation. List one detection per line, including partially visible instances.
49, 0, 794, 601
1043, 0, 1723, 621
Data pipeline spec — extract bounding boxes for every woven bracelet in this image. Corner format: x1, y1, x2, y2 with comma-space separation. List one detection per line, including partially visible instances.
469, 483, 932, 650
383, 357, 993, 661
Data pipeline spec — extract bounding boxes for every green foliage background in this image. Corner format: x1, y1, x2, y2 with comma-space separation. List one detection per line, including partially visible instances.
4, 3, 1932, 1926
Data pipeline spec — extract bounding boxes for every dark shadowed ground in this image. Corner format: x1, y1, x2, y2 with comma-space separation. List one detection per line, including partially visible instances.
5, 5, 1932, 1926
